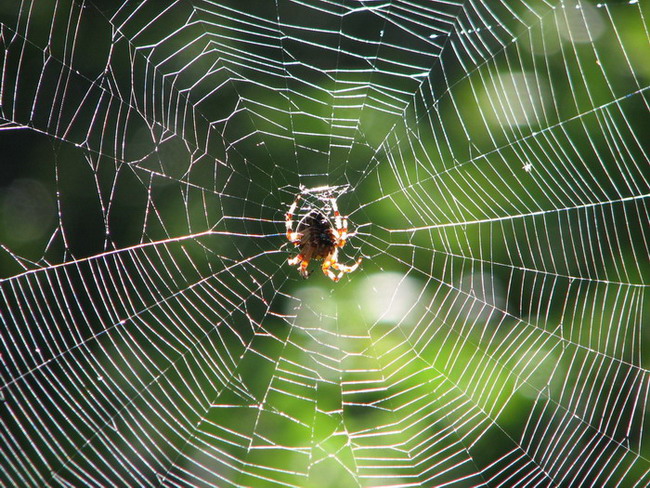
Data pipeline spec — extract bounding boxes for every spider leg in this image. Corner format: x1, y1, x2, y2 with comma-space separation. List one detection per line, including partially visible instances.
288, 254, 303, 266
321, 258, 339, 282
330, 198, 348, 247
330, 198, 342, 229
337, 228, 348, 247
287, 232, 302, 245
331, 257, 362, 281
298, 258, 310, 279
286, 195, 302, 243
289, 254, 311, 278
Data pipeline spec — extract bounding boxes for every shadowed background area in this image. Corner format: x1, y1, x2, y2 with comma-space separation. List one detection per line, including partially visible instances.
1, 0, 649, 486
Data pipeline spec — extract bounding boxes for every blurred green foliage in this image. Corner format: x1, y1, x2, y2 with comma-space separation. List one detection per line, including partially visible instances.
0, 0, 648, 486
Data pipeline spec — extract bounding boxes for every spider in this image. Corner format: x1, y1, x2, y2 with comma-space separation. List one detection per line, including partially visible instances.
285, 194, 362, 281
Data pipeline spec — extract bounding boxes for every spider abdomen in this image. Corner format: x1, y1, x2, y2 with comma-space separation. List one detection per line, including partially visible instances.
295, 210, 337, 259
299, 227, 336, 260
286, 194, 361, 281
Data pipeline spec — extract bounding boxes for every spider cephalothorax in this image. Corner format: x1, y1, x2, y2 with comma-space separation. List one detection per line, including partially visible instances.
285, 194, 361, 281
